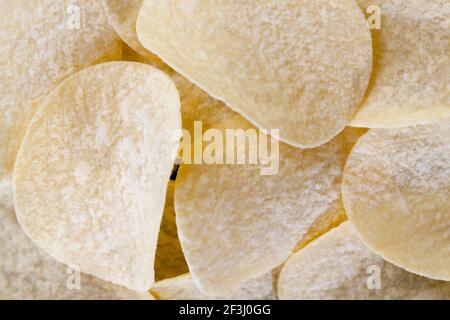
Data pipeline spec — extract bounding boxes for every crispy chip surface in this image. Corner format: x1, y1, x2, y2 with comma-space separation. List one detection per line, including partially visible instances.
351, 0, 450, 127
294, 127, 368, 251
173, 73, 238, 136
152, 272, 276, 300
121, 44, 171, 73
174, 115, 362, 296
153, 183, 276, 300
123, 45, 237, 135
342, 120, 450, 281
0, 207, 151, 300
13, 62, 181, 292
102, 0, 146, 54
102, 0, 163, 66
137, 0, 372, 148
0, 176, 13, 214
278, 222, 450, 300
0, 0, 122, 184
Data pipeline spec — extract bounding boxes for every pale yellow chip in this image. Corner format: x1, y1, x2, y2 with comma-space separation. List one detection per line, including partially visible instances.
13, 62, 181, 292
295, 209, 348, 252
152, 272, 276, 300
342, 120, 450, 281
122, 44, 237, 135
351, 0, 450, 127
102, 0, 149, 57
278, 222, 450, 300
174, 114, 362, 296
155, 182, 189, 281
137, 0, 372, 148
0, 0, 122, 185
0, 175, 13, 214
173, 73, 238, 136
0, 207, 152, 300
294, 128, 367, 251
121, 44, 170, 72
102, 0, 167, 70
154, 182, 275, 299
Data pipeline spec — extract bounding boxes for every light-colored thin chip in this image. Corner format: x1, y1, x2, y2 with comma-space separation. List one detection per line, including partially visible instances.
155, 182, 189, 281
252, 129, 366, 293
102, 0, 153, 58
342, 120, 450, 281
137, 0, 372, 148
13, 62, 181, 292
278, 222, 450, 300
0, 0, 122, 183
123, 45, 237, 135
173, 73, 238, 135
152, 272, 276, 300
294, 128, 367, 251
351, 0, 450, 127
0, 207, 152, 300
174, 114, 362, 296
153, 181, 275, 299
102, 0, 168, 72
121, 44, 170, 73
0, 175, 13, 214
295, 210, 348, 252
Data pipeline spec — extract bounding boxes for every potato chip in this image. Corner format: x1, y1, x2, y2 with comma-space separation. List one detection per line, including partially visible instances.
0, 0, 122, 186
294, 128, 367, 251
174, 114, 363, 296
151, 274, 206, 300
102, 0, 169, 73
0, 207, 152, 300
278, 222, 450, 300
152, 272, 276, 300
153, 181, 275, 299
341, 127, 369, 155
13, 62, 181, 292
137, 0, 372, 148
272, 206, 365, 295
155, 182, 189, 281
295, 210, 347, 252
102, 0, 152, 58
0, 175, 13, 213
173, 73, 238, 136
342, 120, 450, 281
351, 0, 450, 127
121, 44, 170, 73
122, 44, 238, 135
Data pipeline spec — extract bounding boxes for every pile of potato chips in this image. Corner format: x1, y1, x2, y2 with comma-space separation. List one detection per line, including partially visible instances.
0, 0, 448, 300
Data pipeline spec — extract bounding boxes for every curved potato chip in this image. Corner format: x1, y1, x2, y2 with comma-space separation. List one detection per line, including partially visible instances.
151, 274, 206, 300
122, 44, 170, 73
0, 0, 122, 183
342, 120, 450, 281
13, 62, 181, 291
174, 115, 361, 296
278, 222, 450, 300
0, 176, 13, 213
351, 0, 450, 127
102, 0, 154, 58
153, 182, 275, 299
102, 0, 169, 74
173, 73, 238, 135
155, 182, 189, 281
137, 0, 372, 148
152, 272, 276, 300
295, 209, 347, 252
122, 45, 237, 135
0, 207, 152, 300
295, 128, 367, 250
